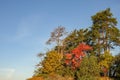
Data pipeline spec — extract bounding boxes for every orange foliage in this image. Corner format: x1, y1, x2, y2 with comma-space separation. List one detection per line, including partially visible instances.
65, 43, 92, 69
65, 53, 72, 59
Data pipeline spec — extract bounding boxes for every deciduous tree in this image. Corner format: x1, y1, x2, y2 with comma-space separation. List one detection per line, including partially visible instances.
76, 56, 100, 80
65, 43, 92, 69
35, 50, 63, 76
99, 51, 114, 76
46, 26, 67, 54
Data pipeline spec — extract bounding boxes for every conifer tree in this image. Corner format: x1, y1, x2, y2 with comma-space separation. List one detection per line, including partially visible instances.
64, 29, 89, 52
90, 8, 120, 56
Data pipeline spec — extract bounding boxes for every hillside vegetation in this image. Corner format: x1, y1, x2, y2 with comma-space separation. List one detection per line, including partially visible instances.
28, 8, 120, 80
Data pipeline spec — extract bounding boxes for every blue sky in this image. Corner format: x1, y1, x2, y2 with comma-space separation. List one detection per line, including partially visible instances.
0, 0, 120, 80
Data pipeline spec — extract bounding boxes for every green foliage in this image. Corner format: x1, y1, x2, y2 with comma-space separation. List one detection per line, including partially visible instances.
98, 51, 114, 77
99, 51, 114, 69
62, 66, 75, 77
99, 51, 114, 70
90, 8, 120, 56
64, 29, 89, 52
110, 53, 120, 79
114, 54, 120, 78
76, 56, 100, 80
30, 8, 120, 80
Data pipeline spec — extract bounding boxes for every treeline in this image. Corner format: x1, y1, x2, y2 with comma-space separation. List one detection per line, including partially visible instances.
28, 8, 120, 80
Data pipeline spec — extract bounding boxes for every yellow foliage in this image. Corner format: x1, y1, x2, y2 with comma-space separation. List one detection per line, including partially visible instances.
100, 77, 111, 80
27, 77, 44, 80
99, 51, 114, 69
41, 50, 63, 74
27, 75, 74, 80
44, 73, 74, 80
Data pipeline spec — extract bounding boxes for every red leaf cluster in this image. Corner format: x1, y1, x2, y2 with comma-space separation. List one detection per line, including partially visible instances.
65, 43, 92, 69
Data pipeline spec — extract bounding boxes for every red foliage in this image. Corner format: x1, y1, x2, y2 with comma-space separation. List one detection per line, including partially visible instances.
65, 59, 71, 65
65, 43, 92, 69
65, 53, 72, 59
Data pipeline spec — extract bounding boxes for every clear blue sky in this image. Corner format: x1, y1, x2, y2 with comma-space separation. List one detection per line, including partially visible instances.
0, 0, 120, 80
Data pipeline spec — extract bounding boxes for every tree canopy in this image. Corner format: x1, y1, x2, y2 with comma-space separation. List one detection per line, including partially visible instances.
28, 8, 120, 80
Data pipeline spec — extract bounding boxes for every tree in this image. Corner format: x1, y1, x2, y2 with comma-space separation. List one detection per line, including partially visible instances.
110, 53, 120, 79
65, 43, 92, 69
29, 8, 120, 80
98, 51, 114, 77
35, 50, 63, 76
46, 26, 67, 54
64, 29, 89, 52
76, 56, 100, 80
90, 8, 120, 57
114, 53, 120, 79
